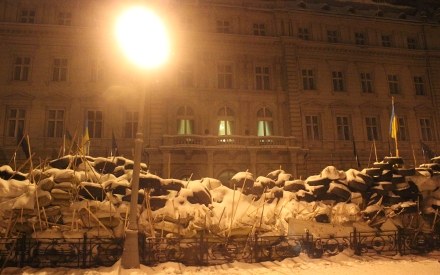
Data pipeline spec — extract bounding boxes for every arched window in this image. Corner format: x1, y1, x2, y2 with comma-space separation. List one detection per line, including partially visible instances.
177, 106, 194, 135
218, 107, 234, 135
257, 107, 273, 136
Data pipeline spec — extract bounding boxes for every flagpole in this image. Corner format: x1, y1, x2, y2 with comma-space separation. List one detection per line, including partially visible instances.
390, 97, 399, 157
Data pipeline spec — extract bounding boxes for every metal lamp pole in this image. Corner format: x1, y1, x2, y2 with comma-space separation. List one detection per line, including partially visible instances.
121, 81, 146, 269
115, 5, 170, 269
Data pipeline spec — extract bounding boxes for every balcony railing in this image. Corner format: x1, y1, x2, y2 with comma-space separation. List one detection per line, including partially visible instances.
162, 135, 298, 148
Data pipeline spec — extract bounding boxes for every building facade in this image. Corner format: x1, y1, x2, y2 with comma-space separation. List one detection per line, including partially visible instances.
0, 0, 439, 182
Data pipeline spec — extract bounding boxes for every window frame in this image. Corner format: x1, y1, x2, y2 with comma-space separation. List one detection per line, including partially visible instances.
301, 69, 316, 90
52, 58, 68, 82
255, 65, 271, 90
6, 108, 26, 138
336, 116, 351, 141
86, 110, 103, 138
217, 63, 233, 89
365, 116, 380, 141
332, 71, 345, 92
304, 115, 321, 140
124, 111, 139, 139
13, 56, 31, 81
47, 109, 65, 138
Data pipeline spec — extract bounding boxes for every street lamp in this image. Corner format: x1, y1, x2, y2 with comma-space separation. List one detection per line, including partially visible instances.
115, 5, 170, 269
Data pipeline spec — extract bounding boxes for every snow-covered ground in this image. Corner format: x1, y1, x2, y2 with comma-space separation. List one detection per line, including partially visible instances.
2, 250, 440, 275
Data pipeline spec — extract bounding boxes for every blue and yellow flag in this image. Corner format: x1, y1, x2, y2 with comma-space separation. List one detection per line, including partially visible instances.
389, 97, 398, 139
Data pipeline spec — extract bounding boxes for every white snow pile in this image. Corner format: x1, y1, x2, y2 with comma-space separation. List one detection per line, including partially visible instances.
0, 155, 440, 239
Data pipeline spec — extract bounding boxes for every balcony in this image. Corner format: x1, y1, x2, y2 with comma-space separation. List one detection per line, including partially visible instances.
161, 134, 298, 149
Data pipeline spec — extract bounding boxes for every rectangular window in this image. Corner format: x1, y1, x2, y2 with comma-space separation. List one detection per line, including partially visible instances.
355, 32, 366, 45
414, 76, 425, 95
397, 117, 407, 141
19, 9, 35, 23
327, 30, 339, 43
253, 23, 266, 36
360, 72, 373, 93
381, 35, 391, 47
305, 115, 320, 140
6, 108, 26, 137
47, 109, 64, 138
298, 27, 309, 40
218, 120, 233, 135
87, 110, 103, 138
332, 71, 345, 91
216, 20, 231, 33
179, 64, 194, 88
365, 116, 379, 141
336, 116, 351, 140
420, 118, 433, 141
255, 66, 270, 90
90, 59, 104, 82
257, 121, 273, 137
58, 12, 71, 25
177, 119, 194, 135
407, 37, 418, 49
301, 69, 315, 90
53, 58, 68, 81
218, 64, 233, 89
124, 111, 138, 138
13, 56, 31, 81
387, 74, 400, 94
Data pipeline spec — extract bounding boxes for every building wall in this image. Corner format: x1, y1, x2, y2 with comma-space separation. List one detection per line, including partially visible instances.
0, 0, 439, 182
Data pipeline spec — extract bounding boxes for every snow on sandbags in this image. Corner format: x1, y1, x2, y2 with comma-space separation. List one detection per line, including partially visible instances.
0, 165, 27, 181
230, 171, 254, 190
0, 178, 31, 198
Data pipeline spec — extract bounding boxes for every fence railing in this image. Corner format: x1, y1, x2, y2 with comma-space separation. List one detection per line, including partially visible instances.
1, 229, 439, 269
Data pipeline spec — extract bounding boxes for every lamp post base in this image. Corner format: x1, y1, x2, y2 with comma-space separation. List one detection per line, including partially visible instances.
121, 229, 140, 269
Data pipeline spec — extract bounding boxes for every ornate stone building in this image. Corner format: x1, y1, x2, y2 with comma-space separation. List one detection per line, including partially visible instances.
0, 0, 439, 182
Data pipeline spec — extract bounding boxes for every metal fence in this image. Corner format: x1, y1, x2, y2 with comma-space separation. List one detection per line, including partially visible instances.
0, 229, 439, 269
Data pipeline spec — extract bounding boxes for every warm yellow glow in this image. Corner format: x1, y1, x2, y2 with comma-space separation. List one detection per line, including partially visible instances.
115, 6, 170, 69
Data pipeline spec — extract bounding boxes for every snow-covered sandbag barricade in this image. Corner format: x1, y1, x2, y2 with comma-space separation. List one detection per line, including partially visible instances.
0, 155, 439, 241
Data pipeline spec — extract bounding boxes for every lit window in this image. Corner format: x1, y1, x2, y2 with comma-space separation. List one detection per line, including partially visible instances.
332, 71, 345, 91
365, 116, 380, 141
6, 108, 26, 137
124, 111, 138, 138
177, 106, 194, 135
218, 107, 234, 135
257, 108, 273, 136
255, 66, 270, 90
336, 116, 351, 140
47, 109, 64, 138
420, 118, 433, 141
87, 110, 103, 138
360, 72, 373, 93
13, 56, 31, 81
305, 115, 320, 140
387, 75, 400, 94
53, 58, 68, 81
301, 69, 316, 90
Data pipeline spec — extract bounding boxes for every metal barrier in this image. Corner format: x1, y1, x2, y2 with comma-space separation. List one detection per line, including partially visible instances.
0, 229, 439, 268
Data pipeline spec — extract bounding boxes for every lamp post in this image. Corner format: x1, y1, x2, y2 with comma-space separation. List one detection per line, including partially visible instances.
115, 5, 170, 269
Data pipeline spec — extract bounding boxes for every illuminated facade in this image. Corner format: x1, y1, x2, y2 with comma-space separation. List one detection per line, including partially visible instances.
0, 0, 439, 181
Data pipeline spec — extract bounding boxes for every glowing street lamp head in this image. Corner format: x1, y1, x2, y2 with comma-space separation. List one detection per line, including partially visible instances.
115, 6, 170, 69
